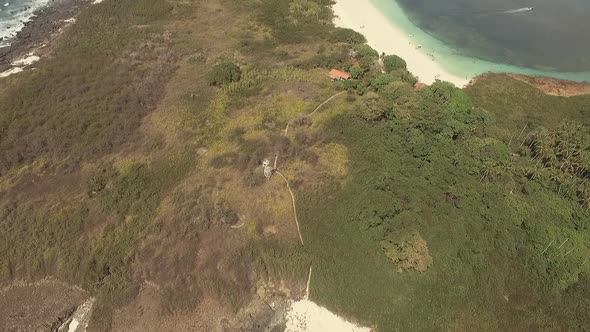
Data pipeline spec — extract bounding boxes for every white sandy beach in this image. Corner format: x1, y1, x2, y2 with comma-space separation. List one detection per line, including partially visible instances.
285, 300, 372, 332
332, 0, 469, 87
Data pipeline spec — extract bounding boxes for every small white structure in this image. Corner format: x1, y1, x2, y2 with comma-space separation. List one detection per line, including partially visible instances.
262, 159, 273, 178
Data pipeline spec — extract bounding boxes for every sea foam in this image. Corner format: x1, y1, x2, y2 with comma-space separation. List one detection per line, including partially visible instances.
0, 0, 51, 48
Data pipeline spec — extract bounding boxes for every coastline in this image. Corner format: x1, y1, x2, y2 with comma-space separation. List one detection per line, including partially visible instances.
0, 0, 91, 74
332, 0, 590, 87
0, 0, 51, 48
332, 0, 469, 87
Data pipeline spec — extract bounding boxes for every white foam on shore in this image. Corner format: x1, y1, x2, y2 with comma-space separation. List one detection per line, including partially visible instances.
332, 0, 468, 86
285, 300, 372, 332
0, 0, 51, 47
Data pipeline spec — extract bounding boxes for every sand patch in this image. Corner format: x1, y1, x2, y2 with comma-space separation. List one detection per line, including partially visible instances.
285, 300, 371, 332
0, 66, 23, 77
12, 54, 40, 66
0, 53, 40, 77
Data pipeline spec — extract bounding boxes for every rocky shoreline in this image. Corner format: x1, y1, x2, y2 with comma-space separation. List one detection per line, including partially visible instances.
508, 74, 590, 97
0, 0, 92, 72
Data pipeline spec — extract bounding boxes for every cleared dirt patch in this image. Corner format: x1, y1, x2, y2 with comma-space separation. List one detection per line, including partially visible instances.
0, 278, 88, 331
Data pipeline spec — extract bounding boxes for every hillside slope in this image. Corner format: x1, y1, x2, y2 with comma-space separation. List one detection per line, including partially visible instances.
0, 0, 589, 330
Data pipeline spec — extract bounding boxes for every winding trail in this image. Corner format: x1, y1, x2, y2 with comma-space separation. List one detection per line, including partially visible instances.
283, 91, 346, 137
304, 266, 312, 300
275, 91, 346, 246
266, 91, 345, 303
230, 222, 246, 229
275, 170, 304, 245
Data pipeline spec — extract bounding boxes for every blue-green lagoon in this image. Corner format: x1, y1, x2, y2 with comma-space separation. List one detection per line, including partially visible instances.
371, 0, 590, 82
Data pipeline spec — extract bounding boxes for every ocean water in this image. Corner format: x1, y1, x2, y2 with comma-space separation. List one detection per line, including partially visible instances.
372, 0, 590, 82
0, 0, 50, 48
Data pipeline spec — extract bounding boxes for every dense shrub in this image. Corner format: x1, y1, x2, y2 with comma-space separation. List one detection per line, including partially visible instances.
383, 54, 407, 72
380, 81, 420, 113
297, 49, 349, 69
243, 170, 266, 187
348, 65, 365, 79
87, 173, 108, 196
207, 62, 242, 86
330, 27, 366, 44
353, 44, 379, 60
400, 69, 418, 86
357, 92, 390, 121
415, 81, 474, 137
371, 73, 399, 90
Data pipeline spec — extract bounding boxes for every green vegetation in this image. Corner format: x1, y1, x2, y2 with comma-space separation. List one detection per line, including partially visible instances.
0, 0, 589, 330
297, 77, 590, 330
329, 27, 366, 44
207, 62, 242, 86
383, 54, 406, 72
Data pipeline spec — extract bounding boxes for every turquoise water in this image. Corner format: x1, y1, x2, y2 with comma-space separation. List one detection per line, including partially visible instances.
371, 0, 590, 82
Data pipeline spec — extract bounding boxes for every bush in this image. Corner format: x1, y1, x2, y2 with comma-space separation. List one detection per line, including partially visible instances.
243, 170, 265, 188
353, 44, 379, 61
416, 81, 474, 137
330, 28, 366, 44
380, 81, 420, 113
371, 73, 399, 90
338, 79, 359, 93
212, 201, 239, 225
381, 231, 433, 273
348, 65, 365, 79
383, 54, 406, 72
357, 92, 390, 122
400, 69, 418, 86
87, 174, 108, 196
207, 62, 242, 86
297, 49, 349, 69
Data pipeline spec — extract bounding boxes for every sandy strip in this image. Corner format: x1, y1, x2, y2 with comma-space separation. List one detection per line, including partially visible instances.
0, 67, 23, 77
285, 300, 372, 332
332, 0, 468, 87
0, 53, 40, 78
12, 54, 40, 66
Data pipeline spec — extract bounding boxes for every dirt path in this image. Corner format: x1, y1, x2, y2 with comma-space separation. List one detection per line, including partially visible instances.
304, 266, 312, 300
283, 91, 346, 137
275, 170, 304, 245
275, 91, 346, 246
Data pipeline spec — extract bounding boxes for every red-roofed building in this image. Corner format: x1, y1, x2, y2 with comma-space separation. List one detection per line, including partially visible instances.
329, 69, 351, 81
